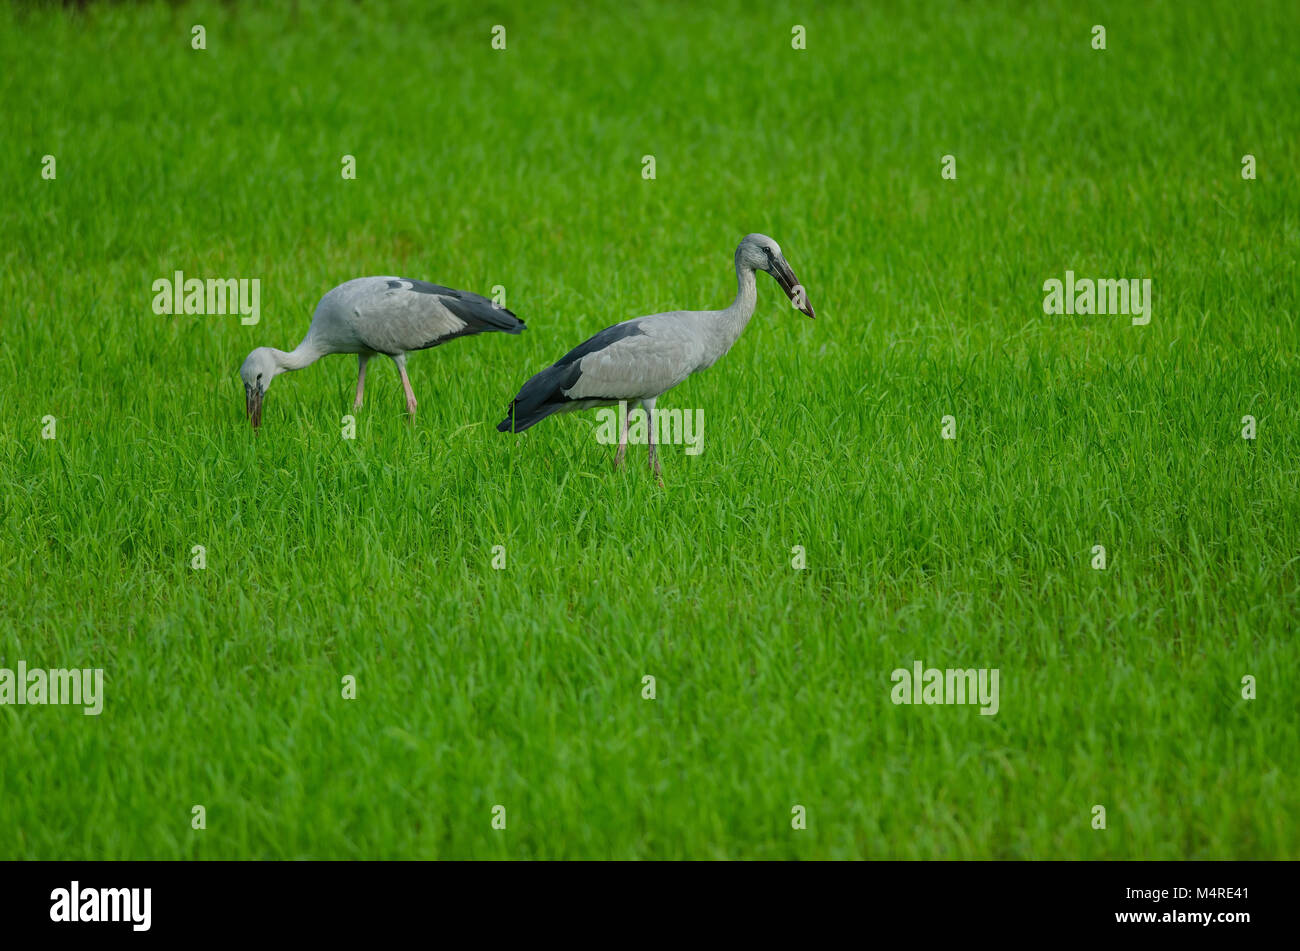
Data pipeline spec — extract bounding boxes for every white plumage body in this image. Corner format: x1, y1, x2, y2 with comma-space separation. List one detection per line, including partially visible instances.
497, 233, 814, 478
239, 276, 524, 427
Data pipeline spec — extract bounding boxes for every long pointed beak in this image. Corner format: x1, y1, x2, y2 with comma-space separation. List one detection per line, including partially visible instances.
774, 258, 815, 318
246, 385, 264, 429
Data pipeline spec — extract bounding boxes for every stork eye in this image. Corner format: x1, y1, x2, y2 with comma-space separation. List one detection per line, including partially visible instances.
763, 247, 772, 254
257, 373, 263, 381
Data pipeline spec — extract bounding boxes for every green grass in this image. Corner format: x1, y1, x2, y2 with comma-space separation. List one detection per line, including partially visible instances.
1, 0, 1297, 859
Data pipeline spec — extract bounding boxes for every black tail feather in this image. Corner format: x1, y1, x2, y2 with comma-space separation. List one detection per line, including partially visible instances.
496, 363, 575, 432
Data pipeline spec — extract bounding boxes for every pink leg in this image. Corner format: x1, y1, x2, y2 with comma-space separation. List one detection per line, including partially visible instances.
354, 354, 370, 409
613, 402, 629, 469
394, 355, 417, 415
643, 397, 662, 483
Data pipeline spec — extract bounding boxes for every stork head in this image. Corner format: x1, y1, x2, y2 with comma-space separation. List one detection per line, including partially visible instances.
738, 233, 815, 318
239, 347, 280, 428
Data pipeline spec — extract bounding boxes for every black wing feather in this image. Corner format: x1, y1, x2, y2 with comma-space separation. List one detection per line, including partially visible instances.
496, 320, 647, 432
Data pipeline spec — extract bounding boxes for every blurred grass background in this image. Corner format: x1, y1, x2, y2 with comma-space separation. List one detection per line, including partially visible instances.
0, 0, 1296, 857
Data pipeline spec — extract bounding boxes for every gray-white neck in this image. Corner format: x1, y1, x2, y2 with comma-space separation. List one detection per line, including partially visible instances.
709, 257, 759, 352
274, 338, 325, 372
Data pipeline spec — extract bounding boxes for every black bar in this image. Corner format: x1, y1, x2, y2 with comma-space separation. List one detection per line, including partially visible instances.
1, 861, 1289, 939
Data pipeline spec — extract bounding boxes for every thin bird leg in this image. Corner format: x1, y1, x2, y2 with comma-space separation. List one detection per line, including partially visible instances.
613, 401, 629, 470
354, 353, 371, 409
393, 354, 418, 415
643, 397, 662, 482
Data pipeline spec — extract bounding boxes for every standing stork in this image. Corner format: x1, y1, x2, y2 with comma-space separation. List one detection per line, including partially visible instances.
239, 277, 525, 427
496, 233, 814, 476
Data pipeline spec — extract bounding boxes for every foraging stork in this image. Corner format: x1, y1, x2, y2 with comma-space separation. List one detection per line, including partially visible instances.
496, 233, 814, 476
239, 277, 525, 427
